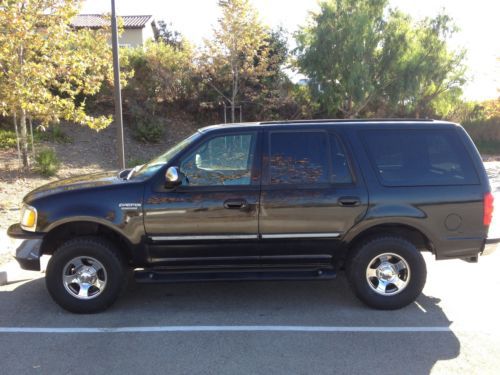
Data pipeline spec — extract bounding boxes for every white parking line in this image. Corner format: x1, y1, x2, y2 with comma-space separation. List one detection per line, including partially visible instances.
0, 325, 456, 334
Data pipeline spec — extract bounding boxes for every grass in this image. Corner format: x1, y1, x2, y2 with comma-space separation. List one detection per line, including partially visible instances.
0, 126, 71, 150
0, 129, 19, 149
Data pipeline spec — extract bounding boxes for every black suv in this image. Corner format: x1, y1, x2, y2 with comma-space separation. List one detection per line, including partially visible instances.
8, 119, 498, 313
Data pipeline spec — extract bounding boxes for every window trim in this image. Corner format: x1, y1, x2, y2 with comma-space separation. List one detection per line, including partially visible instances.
360, 128, 481, 187
175, 130, 261, 190
263, 129, 353, 189
328, 131, 356, 186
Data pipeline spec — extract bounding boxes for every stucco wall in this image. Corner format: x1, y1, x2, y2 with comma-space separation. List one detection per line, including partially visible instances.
119, 29, 144, 47
142, 20, 156, 43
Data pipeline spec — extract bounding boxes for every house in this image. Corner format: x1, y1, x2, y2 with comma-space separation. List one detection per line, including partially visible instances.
71, 14, 156, 47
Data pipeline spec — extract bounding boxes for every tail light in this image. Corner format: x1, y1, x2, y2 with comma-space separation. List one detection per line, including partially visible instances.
484, 192, 494, 226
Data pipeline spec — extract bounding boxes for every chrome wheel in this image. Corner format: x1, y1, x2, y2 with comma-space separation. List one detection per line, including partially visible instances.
62, 256, 107, 300
365, 252, 410, 296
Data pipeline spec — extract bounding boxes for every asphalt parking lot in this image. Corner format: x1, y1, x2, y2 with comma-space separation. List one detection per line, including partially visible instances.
1, 164, 498, 375
1, 248, 499, 375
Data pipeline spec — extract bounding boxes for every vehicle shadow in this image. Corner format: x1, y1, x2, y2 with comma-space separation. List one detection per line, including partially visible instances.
0, 272, 460, 374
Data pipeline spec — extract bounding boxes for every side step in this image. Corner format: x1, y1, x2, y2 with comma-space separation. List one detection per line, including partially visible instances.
135, 268, 336, 283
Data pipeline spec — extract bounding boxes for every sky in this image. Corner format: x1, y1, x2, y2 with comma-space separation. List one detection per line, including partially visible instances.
81, 0, 499, 101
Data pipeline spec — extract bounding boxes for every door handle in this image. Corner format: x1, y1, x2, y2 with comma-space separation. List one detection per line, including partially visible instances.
224, 199, 248, 209
338, 196, 360, 207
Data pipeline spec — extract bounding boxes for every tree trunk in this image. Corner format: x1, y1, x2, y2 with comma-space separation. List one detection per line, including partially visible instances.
231, 68, 238, 123
231, 100, 235, 123
231, 78, 236, 122
29, 115, 35, 156
19, 109, 30, 168
13, 113, 22, 167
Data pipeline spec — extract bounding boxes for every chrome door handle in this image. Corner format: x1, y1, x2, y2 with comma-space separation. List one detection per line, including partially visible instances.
223, 199, 248, 209
338, 197, 360, 206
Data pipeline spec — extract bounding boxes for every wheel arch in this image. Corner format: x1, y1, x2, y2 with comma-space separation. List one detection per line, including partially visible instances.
345, 223, 435, 257
40, 220, 135, 262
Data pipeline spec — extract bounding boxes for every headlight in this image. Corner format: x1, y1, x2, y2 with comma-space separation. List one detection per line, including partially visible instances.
20, 204, 37, 232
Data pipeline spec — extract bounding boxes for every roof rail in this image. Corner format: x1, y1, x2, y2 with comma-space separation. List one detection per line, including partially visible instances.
258, 118, 435, 125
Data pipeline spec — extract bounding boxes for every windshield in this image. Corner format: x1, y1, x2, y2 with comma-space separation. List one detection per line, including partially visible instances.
131, 131, 202, 178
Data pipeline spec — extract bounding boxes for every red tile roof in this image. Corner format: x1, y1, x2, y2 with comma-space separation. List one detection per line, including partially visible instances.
71, 14, 153, 29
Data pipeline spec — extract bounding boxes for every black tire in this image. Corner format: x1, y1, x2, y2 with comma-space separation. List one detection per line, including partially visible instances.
346, 236, 427, 310
45, 236, 128, 313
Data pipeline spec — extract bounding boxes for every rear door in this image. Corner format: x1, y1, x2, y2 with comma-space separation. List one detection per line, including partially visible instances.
259, 128, 368, 266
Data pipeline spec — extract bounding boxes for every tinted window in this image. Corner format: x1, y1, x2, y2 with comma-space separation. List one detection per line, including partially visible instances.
269, 131, 329, 185
180, 133, 255, 186
330, 134, 353, 184
362, 129, 479, 186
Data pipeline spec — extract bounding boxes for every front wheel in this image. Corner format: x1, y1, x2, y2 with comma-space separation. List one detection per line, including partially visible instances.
346, 236, 427, 310
46, 237, 127, 313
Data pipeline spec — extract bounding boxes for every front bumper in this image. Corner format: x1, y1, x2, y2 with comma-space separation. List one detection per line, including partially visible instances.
483, 238, 499, 256
13, 239, 43, 271
7, 224, 44, 240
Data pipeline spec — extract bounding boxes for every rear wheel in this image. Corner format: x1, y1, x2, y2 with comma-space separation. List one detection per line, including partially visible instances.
347, 236, 427, 310
46, 236, 127, 313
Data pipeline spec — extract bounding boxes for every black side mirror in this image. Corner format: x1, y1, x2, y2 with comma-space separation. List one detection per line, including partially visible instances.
165, 166, 182, 189
118, 168, 132, 179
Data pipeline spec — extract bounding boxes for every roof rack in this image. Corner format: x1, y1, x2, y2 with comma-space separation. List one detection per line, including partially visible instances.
258, 118, 435, 125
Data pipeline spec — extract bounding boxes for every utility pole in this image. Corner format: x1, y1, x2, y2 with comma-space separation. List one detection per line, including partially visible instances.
111, 0, 125, 169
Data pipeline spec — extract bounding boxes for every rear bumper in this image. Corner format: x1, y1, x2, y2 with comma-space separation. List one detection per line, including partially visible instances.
483, 238, 499, 256
14, 240, 42, 271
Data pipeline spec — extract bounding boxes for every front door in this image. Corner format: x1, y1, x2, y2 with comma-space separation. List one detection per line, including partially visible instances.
259, 129, 368, 266
143, 130, 261, 267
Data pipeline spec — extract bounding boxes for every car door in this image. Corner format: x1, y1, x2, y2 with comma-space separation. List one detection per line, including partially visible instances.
143, 130, 262, 267
259, 128, 368, 266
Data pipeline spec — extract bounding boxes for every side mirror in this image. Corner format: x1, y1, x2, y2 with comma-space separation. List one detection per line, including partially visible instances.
118, 168, 132, 179
165, 166, 182, 189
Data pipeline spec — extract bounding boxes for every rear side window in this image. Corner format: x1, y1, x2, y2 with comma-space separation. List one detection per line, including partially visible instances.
269, 131, 329, 185
362, 129, 479, 186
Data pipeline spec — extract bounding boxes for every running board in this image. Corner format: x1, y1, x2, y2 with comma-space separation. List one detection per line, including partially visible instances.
134, 268, 336, 283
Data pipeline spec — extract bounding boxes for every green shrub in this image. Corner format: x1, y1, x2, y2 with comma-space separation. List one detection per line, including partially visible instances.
127, 157, 148, 168
462, 117, 500, 142
36, 126, 72, 144
0, 129, 39, 149
0, 129, 18, 149
0, 126, 71, 150
474, 140, 500, 155
132, 118, 165, 143
34, 149, 60, 176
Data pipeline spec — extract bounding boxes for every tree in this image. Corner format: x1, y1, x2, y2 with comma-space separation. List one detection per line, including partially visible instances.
201, 0, 272, 122
251, 27, 291, 119
0, 0, 114, 168
384, 13, 467, 118
120, 40, 197, 142
154, 20, 184, 50
294, 0, 467, 119
295, 0, 395, 117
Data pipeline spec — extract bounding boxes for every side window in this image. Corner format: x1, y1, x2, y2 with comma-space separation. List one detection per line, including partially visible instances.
330, 134, 353, 184
362, 129, 479, 186
180, 133, 255, 186
269, 131, 329, 185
